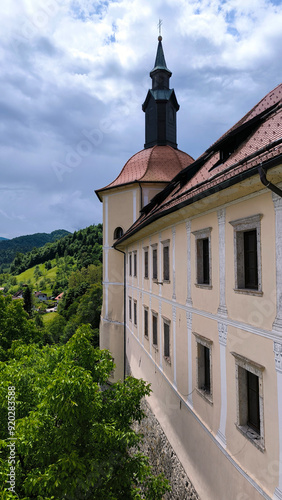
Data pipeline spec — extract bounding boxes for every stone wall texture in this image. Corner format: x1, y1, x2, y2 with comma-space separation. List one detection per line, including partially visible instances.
133, 399, 200, 500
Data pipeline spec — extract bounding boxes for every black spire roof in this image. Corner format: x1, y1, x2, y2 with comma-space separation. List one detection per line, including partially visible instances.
142, 36, 179, 149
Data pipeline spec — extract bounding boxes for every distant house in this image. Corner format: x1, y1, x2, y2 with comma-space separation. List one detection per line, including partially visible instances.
55, 292, 64, 301
34, 291, 47, 301
12, 290, 24, 300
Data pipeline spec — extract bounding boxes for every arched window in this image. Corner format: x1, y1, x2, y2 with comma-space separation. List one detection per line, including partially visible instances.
114, 227, 124, 239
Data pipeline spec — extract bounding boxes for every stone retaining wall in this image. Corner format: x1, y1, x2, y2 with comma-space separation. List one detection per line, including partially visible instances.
133, 399, 200, 500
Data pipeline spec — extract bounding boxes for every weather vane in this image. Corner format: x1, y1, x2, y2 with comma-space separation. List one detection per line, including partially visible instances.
158, 19, 163, 40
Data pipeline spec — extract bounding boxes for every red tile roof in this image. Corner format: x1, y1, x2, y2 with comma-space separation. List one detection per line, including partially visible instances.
115, 83, 282, 244
96, 145, 194, 199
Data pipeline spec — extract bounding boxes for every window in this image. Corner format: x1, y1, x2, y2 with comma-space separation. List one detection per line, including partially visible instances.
133, 300, 137, 326
152, 313, 158, 347
192, 228, 212, 287
129, 297, 132, 322
144, 248, 149, 279
152, 246, 158, 280
129, 253, 132, 276
229, 214, 262, 293
133, 251, 137, 277
113, 227, 124, 239
194, 333, 213, 403
163, 319, 170, 361
144, 307, 149, 338
162, 241, 170, 282
232, 352, 265, 450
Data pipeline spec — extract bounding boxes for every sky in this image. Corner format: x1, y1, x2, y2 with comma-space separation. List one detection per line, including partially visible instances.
1, 0, 282, 239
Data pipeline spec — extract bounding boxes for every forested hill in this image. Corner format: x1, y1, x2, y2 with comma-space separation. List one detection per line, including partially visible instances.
9, 224, 103, 275
0, 230, 70, 271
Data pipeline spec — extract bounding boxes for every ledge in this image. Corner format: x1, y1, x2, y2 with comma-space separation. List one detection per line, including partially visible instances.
233, 288, 263, 297
236, 424, 265, 452
195, 284, 213, 290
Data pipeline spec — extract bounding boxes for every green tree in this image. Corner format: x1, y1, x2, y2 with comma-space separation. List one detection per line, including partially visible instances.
0, 326, 169, 499
22, 286, 33, 317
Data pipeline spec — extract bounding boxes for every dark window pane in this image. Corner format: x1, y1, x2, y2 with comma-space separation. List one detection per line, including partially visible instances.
144, 250, 148, 278
163, 246, 170, 281
153, 315, 158, 345
144, 309, 148, 337
244, 230, 258, 289
247, 371, 260, 434
204, 346, 210, 392
153, 248, 158, 280
164, 322, 170, 358
202, 238, 210, 284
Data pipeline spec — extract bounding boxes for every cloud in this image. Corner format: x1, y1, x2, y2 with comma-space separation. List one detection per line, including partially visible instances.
0, 0, 282, 237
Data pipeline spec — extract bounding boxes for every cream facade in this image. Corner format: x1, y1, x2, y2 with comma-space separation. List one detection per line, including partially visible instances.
96, 37, 282, 499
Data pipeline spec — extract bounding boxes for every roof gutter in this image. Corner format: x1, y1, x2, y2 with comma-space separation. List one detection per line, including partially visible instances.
258, 165, 282, 198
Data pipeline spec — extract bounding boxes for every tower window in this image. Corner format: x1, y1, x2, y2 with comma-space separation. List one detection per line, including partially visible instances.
114, 227, 124, 239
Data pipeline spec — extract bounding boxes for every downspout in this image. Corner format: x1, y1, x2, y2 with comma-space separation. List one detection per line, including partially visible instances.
258, 165, 282, 198
114, 246, 127, 381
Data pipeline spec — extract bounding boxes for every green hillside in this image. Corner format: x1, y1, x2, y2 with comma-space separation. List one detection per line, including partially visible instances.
0, 229, 70, 271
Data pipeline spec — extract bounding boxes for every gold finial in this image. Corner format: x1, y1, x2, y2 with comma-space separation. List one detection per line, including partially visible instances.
158, 19, 163, 40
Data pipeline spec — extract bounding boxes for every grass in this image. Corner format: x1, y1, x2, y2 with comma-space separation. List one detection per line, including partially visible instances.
15, 261, 58, 296
42, 312, 58, 324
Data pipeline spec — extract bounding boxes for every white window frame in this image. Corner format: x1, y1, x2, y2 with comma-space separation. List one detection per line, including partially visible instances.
193, 332, 213, 404
231, 352, 265, 451
163, 317, 171, 363
192, 227, 212, 289
162, 239, 170, 283
229, 214, 263, 295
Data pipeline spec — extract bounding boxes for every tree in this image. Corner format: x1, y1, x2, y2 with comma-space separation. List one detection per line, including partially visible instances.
0, 326, 170, 499
22, 286, 33, 317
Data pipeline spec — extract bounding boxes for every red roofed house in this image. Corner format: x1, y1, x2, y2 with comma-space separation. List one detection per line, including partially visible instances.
96, 36, 282, 500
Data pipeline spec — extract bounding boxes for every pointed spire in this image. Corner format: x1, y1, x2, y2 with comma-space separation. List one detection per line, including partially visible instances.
150, 36, 172, 83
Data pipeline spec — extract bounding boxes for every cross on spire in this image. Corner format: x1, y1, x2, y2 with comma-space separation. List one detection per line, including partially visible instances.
158, 19, 163, 39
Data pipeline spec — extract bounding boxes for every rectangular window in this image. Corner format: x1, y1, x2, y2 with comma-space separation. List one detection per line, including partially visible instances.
163, 244, 170, 282
152, 313, 158, 347
232, 352, 265, 449
133, 300, 137, 326
129, 297, 132, 321
144, 249, 149, 279
163, 320, 170, 360
229, 214, 262, 293
192, 228, 212, 287
133, 251, 137, 277
144, 307, 148, 338
152, 247, 158, 280
129, 253, 132, 276
194, 333, 213, 403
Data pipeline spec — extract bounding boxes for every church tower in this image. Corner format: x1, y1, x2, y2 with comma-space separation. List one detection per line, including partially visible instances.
95, 37, 194, 381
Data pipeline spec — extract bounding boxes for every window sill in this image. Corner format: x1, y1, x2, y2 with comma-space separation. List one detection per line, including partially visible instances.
164, 356, 171, 365
144, 335, 149, 341
236, 424, 265, 452
196, 388, 213, 405
152, 344, 158, 351
234, 288, 263, 297
163, 280, 170, 284
195, 284, 212, 290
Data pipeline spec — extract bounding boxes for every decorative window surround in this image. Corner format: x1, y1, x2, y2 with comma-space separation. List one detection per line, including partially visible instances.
274, 342, 282, 499
152, 311, 158, 349
229, 214, 263, 294
193, 332, 213, 404
144, 246, 149, 280
144, 306, 149, 340
272, 193, 282, 333
217, 322, 228, 448
163, 316, 171, 364
231, 352, 265, 451
133, 300, 137, 327
162, 239, 170, 283
133, 251, 137, 278
151, 243, 158, 281
186, 221, 193, 306
217, 209, 228, 317
192, 227, 212, 288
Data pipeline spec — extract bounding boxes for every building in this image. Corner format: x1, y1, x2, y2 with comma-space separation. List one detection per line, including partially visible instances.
96, 36, 282, 500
